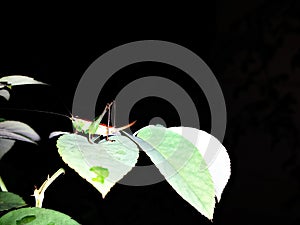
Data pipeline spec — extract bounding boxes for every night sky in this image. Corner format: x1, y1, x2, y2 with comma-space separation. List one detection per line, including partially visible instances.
1, 1, 300, 224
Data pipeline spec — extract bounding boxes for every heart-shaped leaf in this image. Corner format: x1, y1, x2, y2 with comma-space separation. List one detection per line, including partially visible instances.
56, 134, 139, 198
134, 125, 215, 220
168, 127, 231, 201
0, 207, 80, 225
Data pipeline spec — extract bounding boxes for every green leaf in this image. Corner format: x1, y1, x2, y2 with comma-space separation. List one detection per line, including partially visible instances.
0, 207, 80, 225
168, 127, 231, 201
0, 75, 46, 86
135, 125, 215, 220
90, 166, 109, 183
56, 134, 139, 198
0, 192, 26, 211
0, 121, 40, 143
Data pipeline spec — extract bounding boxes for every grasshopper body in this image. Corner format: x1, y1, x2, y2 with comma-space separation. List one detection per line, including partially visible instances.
71, 117, 135, 136
71, 101, 135, 143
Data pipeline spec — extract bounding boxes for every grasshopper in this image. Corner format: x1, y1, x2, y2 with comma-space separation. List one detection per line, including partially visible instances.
5, 101, 135, 143
71, 101, 136, 143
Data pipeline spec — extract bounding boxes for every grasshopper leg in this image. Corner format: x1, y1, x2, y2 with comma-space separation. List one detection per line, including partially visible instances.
88, 133, 94, 144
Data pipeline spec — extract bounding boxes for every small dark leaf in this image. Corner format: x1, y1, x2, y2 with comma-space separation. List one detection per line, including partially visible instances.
0, 121, 40, 143
0, 90, 10, 101
0, 139, 15, 160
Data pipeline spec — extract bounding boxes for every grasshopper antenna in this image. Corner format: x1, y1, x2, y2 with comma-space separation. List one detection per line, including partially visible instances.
1, 83, 74, 120
105, 100, 114, 141
113, 99, 116, 128
1, 107, 71, 120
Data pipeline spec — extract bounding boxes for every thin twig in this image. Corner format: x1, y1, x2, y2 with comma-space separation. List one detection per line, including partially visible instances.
33, 168, 65, 208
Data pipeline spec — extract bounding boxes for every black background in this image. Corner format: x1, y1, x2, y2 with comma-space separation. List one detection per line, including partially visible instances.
1, 1, 300, 224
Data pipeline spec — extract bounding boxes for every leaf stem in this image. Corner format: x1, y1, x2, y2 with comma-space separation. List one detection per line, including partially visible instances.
33, 168, 65, 208
0, 175, 8, 192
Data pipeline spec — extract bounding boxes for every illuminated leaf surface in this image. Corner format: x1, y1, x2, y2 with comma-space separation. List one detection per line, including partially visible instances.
169, 127, 231, 201
0, 75, 45, 86
56, 134, 139, 198
135, 125, 215, 220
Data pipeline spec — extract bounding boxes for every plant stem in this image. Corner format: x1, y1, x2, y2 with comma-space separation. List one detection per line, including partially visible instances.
0, 175, 8, 192
33, 168, 65, 208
